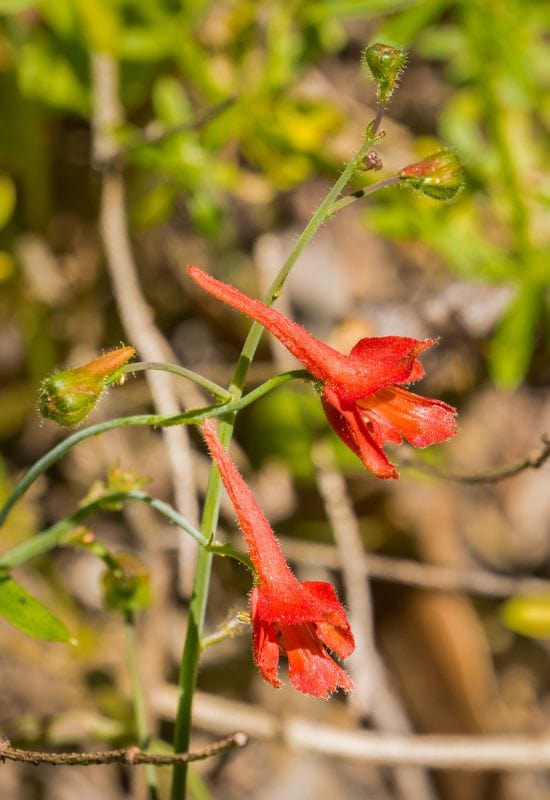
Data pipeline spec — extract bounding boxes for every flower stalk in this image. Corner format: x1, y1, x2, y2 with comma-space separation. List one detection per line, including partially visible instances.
169, 133, 375, 799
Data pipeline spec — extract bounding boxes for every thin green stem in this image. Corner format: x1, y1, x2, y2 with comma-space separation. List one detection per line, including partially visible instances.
169, 134, 374, 800
0, 370, 310, 530
370, 103, 386, 137
114, 362, 231, 402
124, 615, 159, 800
0, 492, 209, 569
328, 175, 400, 216
200, 614, 248, 651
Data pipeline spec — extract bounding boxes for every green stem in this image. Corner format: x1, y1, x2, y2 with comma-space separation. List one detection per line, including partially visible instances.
125, 615, 159, 800
328, 175, 400, 216
114, 362, 231, 402
0, 492, 208, 569
169, 135, 374, 800
0, 370, 310, 530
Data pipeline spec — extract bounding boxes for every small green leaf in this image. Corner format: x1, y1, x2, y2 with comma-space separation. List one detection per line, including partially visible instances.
0, 573, 70, 641
102, 553, 151, 614
502, 596, 550, 639
489, 283, 540, 388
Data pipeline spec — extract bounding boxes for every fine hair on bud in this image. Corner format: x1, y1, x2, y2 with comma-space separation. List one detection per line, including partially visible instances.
362, 42, 408, 104
38, 346, 135, 426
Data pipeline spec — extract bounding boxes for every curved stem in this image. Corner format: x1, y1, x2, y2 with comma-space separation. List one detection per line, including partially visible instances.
0, 491, 209, 569
328, 175, 400, 216
113, 362, 231, 402
0, 370, 311, 530
169, 135, 374, 800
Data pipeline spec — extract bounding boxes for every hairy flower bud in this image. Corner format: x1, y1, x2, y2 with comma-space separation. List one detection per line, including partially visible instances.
399, 150, 464, 200
362, 43, 407, 103
38, 346, 135, 426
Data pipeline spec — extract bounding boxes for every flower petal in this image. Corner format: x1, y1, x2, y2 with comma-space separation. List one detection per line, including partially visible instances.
347, 336, 436, 395
322, 388, 399, 479
302, 581, 355, 658
358, 385, 457, 448
203, 420, 297, 588
281, 623, 353, 698
254, 580, 332, 625
251, 588, 281, 688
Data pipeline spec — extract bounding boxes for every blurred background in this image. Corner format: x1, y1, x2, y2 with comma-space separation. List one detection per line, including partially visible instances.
0, 1, 549, 798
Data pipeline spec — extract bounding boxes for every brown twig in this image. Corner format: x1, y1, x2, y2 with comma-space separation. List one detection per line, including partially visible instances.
403, 434, 550, 484
313, 443, 378, 715
91, 53, 200, 594
278, 537, 550, 598
313, 444, 437, 800
153, 686, 550, 771
0, 734, 247, 767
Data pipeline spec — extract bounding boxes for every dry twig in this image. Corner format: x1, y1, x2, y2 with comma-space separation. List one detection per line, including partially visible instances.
314, 444, 437, 800
278, 538, 550, 598
153, 687, 550, 771
0, 734, 247, 767
403, 434, 550, 484
91, 53, 199, 593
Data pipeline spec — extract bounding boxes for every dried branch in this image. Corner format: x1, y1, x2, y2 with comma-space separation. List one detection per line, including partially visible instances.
403, 434, 550, 484
153, 686, 550, 771
0, 734, 247, 767
313, 445, 437, 800
91, 53, 199, 593
278, 537, 550, 598
313, 445, 378, 713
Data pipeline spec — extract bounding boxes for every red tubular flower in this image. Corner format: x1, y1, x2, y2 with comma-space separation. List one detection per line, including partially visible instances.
203, 419, 354, 698
188, 266, 457, 479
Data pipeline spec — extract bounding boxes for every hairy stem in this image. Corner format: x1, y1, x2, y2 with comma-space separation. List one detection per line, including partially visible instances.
114, 362, 231, 402
169, 134, 374, 799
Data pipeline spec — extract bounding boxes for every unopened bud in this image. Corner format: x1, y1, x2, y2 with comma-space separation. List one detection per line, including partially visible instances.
399, 150, 464, 200
363, 151, 383, 171
102, 553, 151, 614
362, 43, 407, 104
38, 346, 135, 426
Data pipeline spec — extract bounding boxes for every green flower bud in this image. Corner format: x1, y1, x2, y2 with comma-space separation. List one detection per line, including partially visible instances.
38, 346, 135, 426
102, 553, 151, 615
399, 150, 464, 200
362, 43, 407, 104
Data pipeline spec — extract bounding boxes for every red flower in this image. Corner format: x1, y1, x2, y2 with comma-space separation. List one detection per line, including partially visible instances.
189, 266, 457, 479
203, 420, 354, 698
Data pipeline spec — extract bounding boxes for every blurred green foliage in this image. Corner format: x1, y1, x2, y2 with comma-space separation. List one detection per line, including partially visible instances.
0, 571, 70, 640
0, 0, 547, 439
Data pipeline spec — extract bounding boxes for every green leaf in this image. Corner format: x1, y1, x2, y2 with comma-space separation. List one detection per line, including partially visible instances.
0, 573, 70, 641
153, 76, 192, 126
0, 172, 16, 229
502, 596, 550, 639
0, 0, 37, 12
102, 553, 151, 614
489, 283, 540, 388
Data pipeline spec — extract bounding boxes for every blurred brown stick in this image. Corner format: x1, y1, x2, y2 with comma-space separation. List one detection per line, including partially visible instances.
0, 734, 247, 767
314, 445, 437, 800
91, 53, 199, 594
153, 687, 550, 771
403, 434, 550, 484
278, 537, 550, 598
